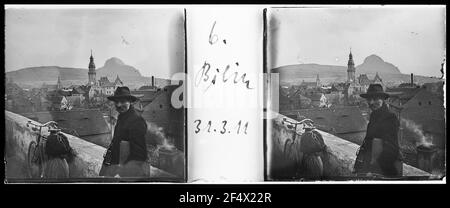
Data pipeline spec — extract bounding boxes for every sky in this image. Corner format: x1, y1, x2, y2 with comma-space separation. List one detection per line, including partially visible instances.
5, 7, 185, 78
268, 6, 446, 77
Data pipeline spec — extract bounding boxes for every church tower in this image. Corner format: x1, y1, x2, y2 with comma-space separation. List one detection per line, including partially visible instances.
88, 50, 97, 86
316, 74, 321, 87
57, 75, 62, 89
347, 49, 356, 84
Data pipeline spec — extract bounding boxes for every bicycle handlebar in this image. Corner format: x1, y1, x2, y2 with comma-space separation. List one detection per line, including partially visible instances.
27, 120, 58, 127
43, 121, 58, 127
282, 117, 314, 125
27, 120, 60, 133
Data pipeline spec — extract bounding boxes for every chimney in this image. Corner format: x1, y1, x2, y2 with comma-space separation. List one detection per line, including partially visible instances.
151, 76, 155, 87
416, 144, 437, 173
411, 73, 414, 86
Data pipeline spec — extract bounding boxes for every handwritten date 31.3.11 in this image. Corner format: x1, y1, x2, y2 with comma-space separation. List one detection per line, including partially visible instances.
193, 120, 249, 134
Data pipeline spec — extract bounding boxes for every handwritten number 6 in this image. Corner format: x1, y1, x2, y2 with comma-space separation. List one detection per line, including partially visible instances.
209, 21, 218, 45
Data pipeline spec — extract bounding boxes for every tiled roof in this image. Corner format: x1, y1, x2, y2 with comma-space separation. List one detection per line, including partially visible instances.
308, 93, 324, 101
114, 75, 123, 85
21, 109, 110, 137
72, 87, 85, 95
101, 82, 116, 87
286, 106, 367, 134
42, 84, 58, 90
386, 87, 421, 100
358, 74, 371, 85
132, 90, 161, 103
301, 81, 318, 87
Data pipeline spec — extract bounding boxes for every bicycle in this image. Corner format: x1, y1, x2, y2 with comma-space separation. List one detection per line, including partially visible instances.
281, 117, 326, 179
281, 117, 315, 140
26, 120, 61, 178
281, 117, 316, 154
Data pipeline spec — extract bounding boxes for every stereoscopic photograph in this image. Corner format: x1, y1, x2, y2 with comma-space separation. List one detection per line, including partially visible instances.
5, 6, 186, 182
265, 6, 446, 181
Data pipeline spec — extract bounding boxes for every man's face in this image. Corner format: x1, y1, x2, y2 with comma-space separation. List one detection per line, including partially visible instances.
366, 96, 384, 111
114, 99, 131, 114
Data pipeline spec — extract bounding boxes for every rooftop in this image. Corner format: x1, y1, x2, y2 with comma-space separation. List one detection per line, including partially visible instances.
21, 109, 110, 137
281, 106, 367, 134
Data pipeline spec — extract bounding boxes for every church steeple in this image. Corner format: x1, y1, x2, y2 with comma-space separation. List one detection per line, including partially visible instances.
347, 48, 356, 83
89, 50, 96, 69
348, 48, 354, 67
57, 75, 62, 89
316, 74, 321, 87
88, 50, 97, 86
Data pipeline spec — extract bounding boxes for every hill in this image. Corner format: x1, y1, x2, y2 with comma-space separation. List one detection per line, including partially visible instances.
6, 66, 88, 83
272, 54, 441, 86
6, 57, 152, 89
357, 54, 402, 75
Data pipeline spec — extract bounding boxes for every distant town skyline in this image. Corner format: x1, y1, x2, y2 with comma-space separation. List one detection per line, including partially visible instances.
5, 7, 185, 79
268, 6, 446, 77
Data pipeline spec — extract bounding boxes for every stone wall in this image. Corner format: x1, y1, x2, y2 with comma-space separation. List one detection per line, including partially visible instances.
5, 111, 106, 179
5, 110, 175, 181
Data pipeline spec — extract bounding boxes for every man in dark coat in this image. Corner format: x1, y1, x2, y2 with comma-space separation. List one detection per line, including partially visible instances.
354, 84, 403, 178
99, 86, 149, 177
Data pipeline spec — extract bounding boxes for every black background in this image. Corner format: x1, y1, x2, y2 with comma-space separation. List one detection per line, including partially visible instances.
1, 1, 447, 206
1, 184, 448, 207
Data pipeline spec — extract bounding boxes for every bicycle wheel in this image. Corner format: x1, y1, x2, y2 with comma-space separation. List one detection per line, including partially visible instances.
27, 141, 40, 178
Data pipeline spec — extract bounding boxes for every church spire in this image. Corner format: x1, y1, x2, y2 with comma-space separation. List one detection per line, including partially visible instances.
88, 50, 97, 86
348, 48, 354, 66
89, 49, 95, 69
316, 74, 321, 87
347, 48, 356, 83
57, 75, 62, 89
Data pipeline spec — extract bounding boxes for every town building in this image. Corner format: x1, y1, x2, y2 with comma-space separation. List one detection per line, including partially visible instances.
373, 72, 383, 85
279, 87, 312, 111
300, 74, 321, 89
86, 52, 124, 99
308, 93, 328, 108
132, 88, 161, 111
41, 76, 63, 92
386, 74, 422, 107
5, 81, 34, 113
400, 88, 445, 148
140, 84, 185, 151
324, 91, 344, 106
343, 50, 385, 103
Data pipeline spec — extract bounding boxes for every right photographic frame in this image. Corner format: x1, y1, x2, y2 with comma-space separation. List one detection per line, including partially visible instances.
265, 5, 446, 181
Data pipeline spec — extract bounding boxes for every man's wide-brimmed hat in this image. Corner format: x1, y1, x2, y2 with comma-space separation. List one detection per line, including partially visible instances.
107, 86, 138, 102
360, 84, 389, 99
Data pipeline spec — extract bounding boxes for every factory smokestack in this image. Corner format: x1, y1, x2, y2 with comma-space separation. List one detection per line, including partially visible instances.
152, 76, 155, 87
411, 73, 414, 86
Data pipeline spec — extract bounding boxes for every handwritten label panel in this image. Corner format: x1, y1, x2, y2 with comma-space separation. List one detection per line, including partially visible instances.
187, 7, 263, 182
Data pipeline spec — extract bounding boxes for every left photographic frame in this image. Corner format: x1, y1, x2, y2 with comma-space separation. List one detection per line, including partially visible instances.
4, 5, 186, 183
